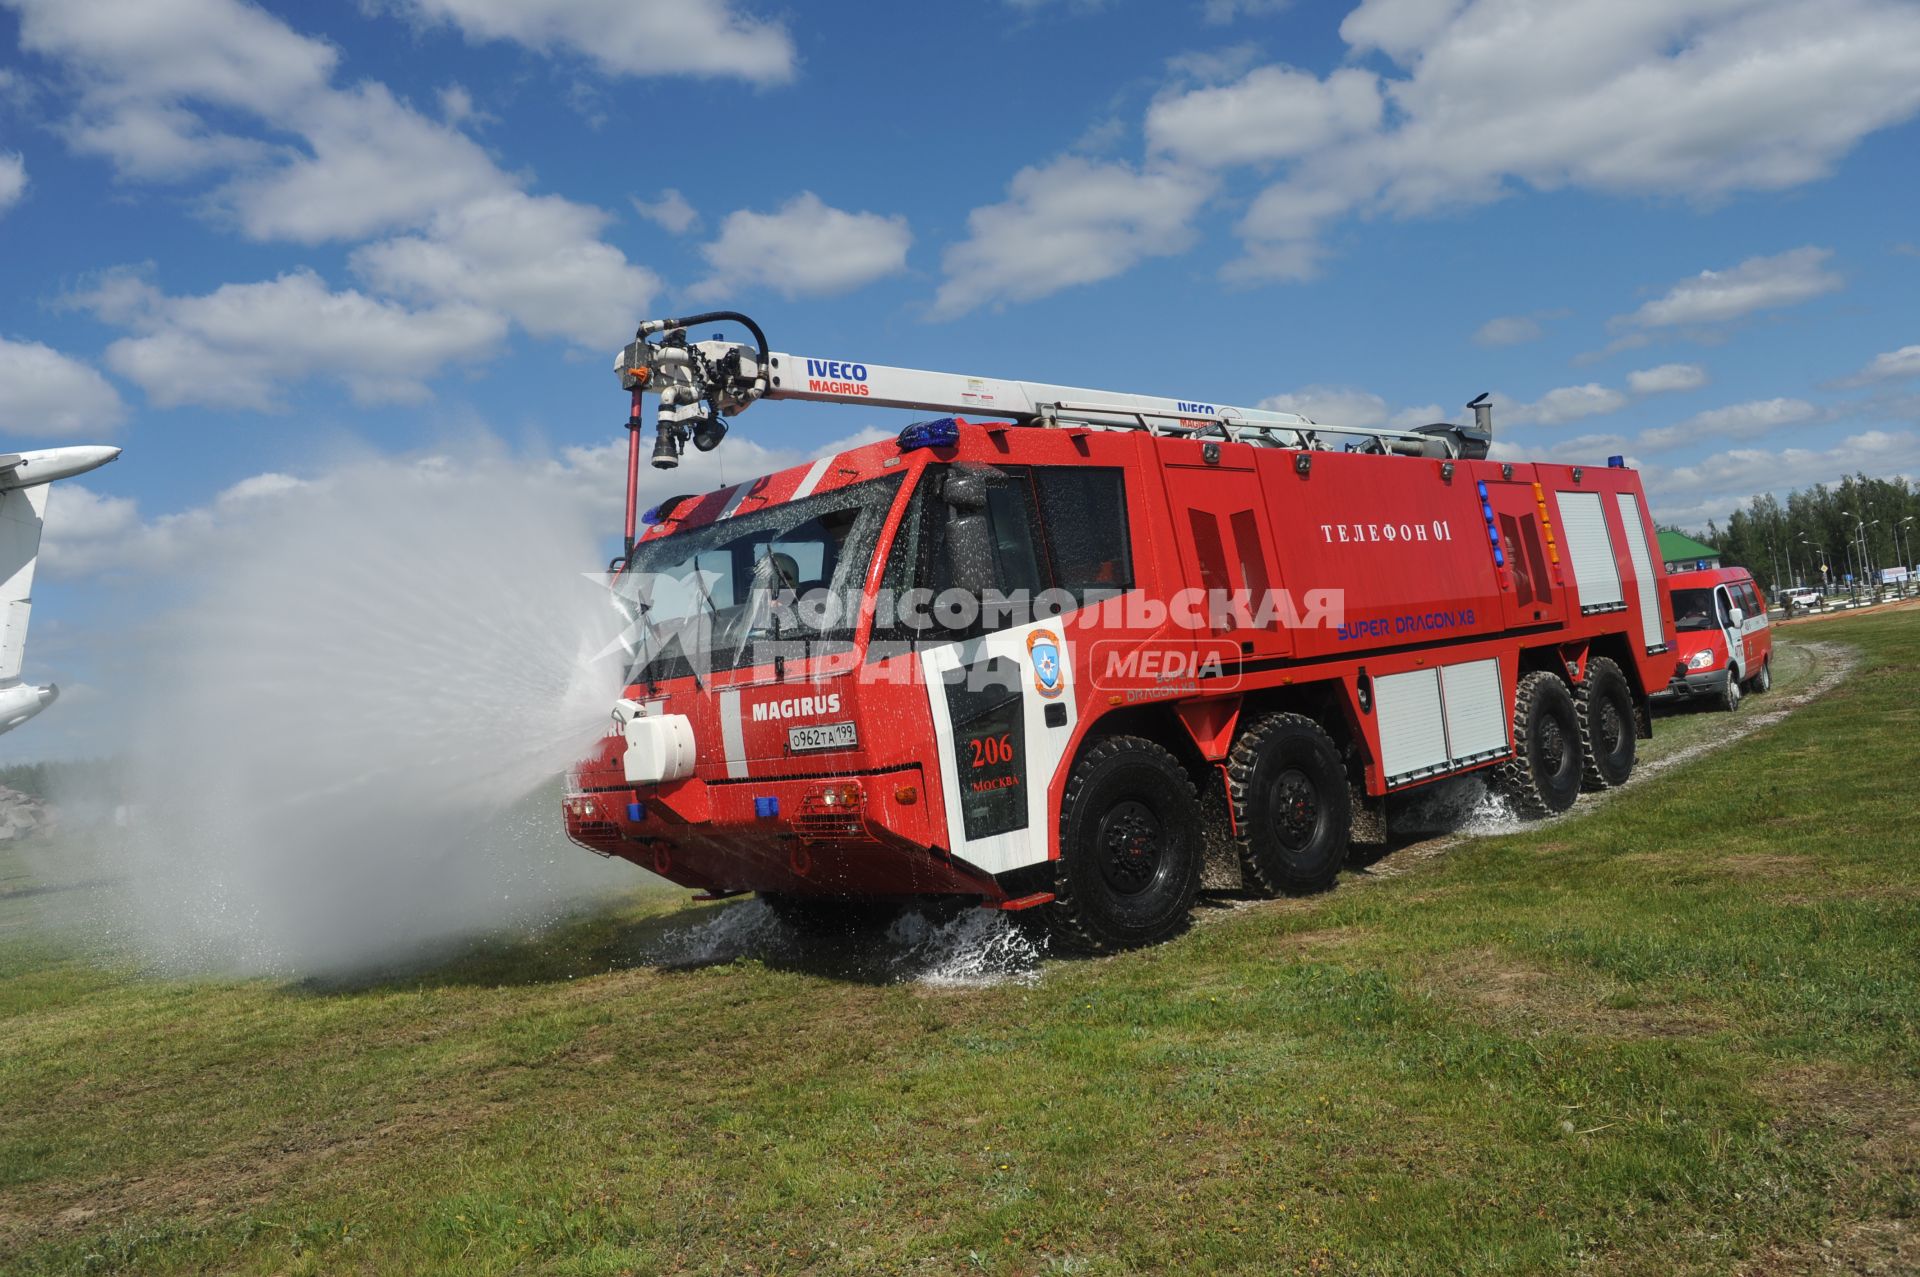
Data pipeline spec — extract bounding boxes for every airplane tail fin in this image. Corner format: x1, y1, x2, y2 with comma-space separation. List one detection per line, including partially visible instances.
0, 447, 122, 719
0, 483, 50, 685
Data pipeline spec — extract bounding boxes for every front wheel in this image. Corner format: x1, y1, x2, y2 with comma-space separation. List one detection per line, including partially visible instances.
1720, 668, 1743, 712
1495, 671, 1582, 817
1047, 736, 1202, 953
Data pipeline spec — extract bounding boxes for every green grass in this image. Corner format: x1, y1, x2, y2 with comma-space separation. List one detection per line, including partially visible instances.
1, 617, 1916, 1275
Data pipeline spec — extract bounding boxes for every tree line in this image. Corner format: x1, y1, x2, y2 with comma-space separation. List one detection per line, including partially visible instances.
1669, 474, 1918, 594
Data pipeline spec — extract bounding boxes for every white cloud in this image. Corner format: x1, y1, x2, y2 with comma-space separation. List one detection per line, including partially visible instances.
1473, 314, 1544, 347
1626, 363, 1708, 395
1837, 344, 1920, 387
219, 472, 309, 503
1221, 1, 1920, 283
1146, 65, 1381, 167
0, 337, 128, 436
11, 0, 337, 115
1390, 402, 1447, 429
1615, 246, 1844, 331
1256, 386, 1389, 428
1636, 397, 1820, 451
1644, 429, 1920, 527
689, 193, 911, 302
222, 82, 510, 244
1165, 44, 1265, 85
934, 158, 1213, 317
1504, 383, 1628, 428
351, 192, 659, 346
81, 269, 506, 410
15, 0, 661, 359
387, 0, 795, 85
1524, 387, 1619, 427
0, 152, 25, 213
631, 188, 699, 235
10, 0, 336, 180
1203, 0, 1292, 21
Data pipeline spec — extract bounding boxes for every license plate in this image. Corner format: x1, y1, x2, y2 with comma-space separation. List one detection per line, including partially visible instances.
787, 721, 858, 753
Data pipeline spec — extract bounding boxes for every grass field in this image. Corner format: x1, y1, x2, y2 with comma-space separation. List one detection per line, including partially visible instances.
1, 614, 1915, 1275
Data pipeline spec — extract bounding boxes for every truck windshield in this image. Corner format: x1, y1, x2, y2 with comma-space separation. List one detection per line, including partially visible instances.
1670, 587, 1719, 632
616, 473, 903, 684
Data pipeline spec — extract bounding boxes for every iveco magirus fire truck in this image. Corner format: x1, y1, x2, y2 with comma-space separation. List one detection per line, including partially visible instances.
562, 311, 1676, 950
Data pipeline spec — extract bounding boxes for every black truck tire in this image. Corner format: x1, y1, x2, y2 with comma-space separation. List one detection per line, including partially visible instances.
1495, 670, 1582, 817
1720, 666, 1743, 712
1226, 712, 1352, 895
1047, 736, 1202, 953
1575, 656, 1637, 791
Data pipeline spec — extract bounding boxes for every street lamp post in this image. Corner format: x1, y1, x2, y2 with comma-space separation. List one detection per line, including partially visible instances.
1900, 515, 1916, 596
1856, 517, 1882, 600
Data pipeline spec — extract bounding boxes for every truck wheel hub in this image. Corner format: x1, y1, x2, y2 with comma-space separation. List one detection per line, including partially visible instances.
1098, 801, 1164, 895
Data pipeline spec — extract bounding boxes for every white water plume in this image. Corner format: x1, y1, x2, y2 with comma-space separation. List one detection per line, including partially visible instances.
72, 446, 642, 976
644, 898, 1050, 986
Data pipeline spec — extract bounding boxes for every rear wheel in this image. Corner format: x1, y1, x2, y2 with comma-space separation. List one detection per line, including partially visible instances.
1047, 736, 1201, 953
1749, 658, 1772, 694
1495, 671, 1582, 817
1226, 713, 1351, 895
1576, 657, 1636, 791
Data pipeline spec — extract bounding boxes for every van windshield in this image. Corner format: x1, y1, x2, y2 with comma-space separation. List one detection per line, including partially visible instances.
1670, 587, 1719, 632
616, 474, 904, 684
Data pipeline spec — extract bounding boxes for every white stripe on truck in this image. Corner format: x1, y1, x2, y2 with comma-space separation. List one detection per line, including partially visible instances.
718, 688, 748, 779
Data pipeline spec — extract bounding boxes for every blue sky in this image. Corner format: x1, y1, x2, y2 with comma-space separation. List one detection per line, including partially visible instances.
2, 0, 1919, 754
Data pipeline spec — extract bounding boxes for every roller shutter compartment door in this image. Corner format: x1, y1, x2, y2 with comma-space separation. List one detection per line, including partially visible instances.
1557, 491, 1624, 613
1374, 668, 1449, 786
1613, 491, 1666, 651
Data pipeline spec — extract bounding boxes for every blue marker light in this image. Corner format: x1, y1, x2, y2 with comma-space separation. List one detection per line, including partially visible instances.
754, 796, 781, 819
1476, 480, 1489, 498
1608, 455, 1626, 468
897, 417, 960, 451
627, 802, 646, 822
1494, 545, 1507, 567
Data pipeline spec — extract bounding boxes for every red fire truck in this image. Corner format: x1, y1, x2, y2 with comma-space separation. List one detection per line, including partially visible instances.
563, 312, 1676, 950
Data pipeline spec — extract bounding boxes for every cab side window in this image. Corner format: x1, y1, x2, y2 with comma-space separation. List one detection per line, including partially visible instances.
1032, 467, 1133, 597
872, 464, 1134, 645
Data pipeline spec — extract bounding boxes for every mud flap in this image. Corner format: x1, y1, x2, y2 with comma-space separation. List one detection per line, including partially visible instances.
1197, 765, 1243, 891
1348, 782, 1388, 849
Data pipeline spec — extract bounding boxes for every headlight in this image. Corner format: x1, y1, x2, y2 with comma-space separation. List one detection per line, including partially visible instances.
1688, 649, 1718, 670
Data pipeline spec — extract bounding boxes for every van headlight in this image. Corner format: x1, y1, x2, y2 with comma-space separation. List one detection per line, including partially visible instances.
1688, 649, 1718, 670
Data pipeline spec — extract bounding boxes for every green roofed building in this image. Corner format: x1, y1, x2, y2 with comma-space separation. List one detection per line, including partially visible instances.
1658, 531, 1722, 573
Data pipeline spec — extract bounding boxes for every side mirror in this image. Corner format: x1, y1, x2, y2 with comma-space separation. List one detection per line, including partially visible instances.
1729, 606, 1745, 626
940, 464, 1000, 599
942, 464, 992, 512
944, 509, 995, 598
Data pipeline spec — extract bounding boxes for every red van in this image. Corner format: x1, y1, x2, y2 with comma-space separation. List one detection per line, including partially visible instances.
1656, 566, 1773, 711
